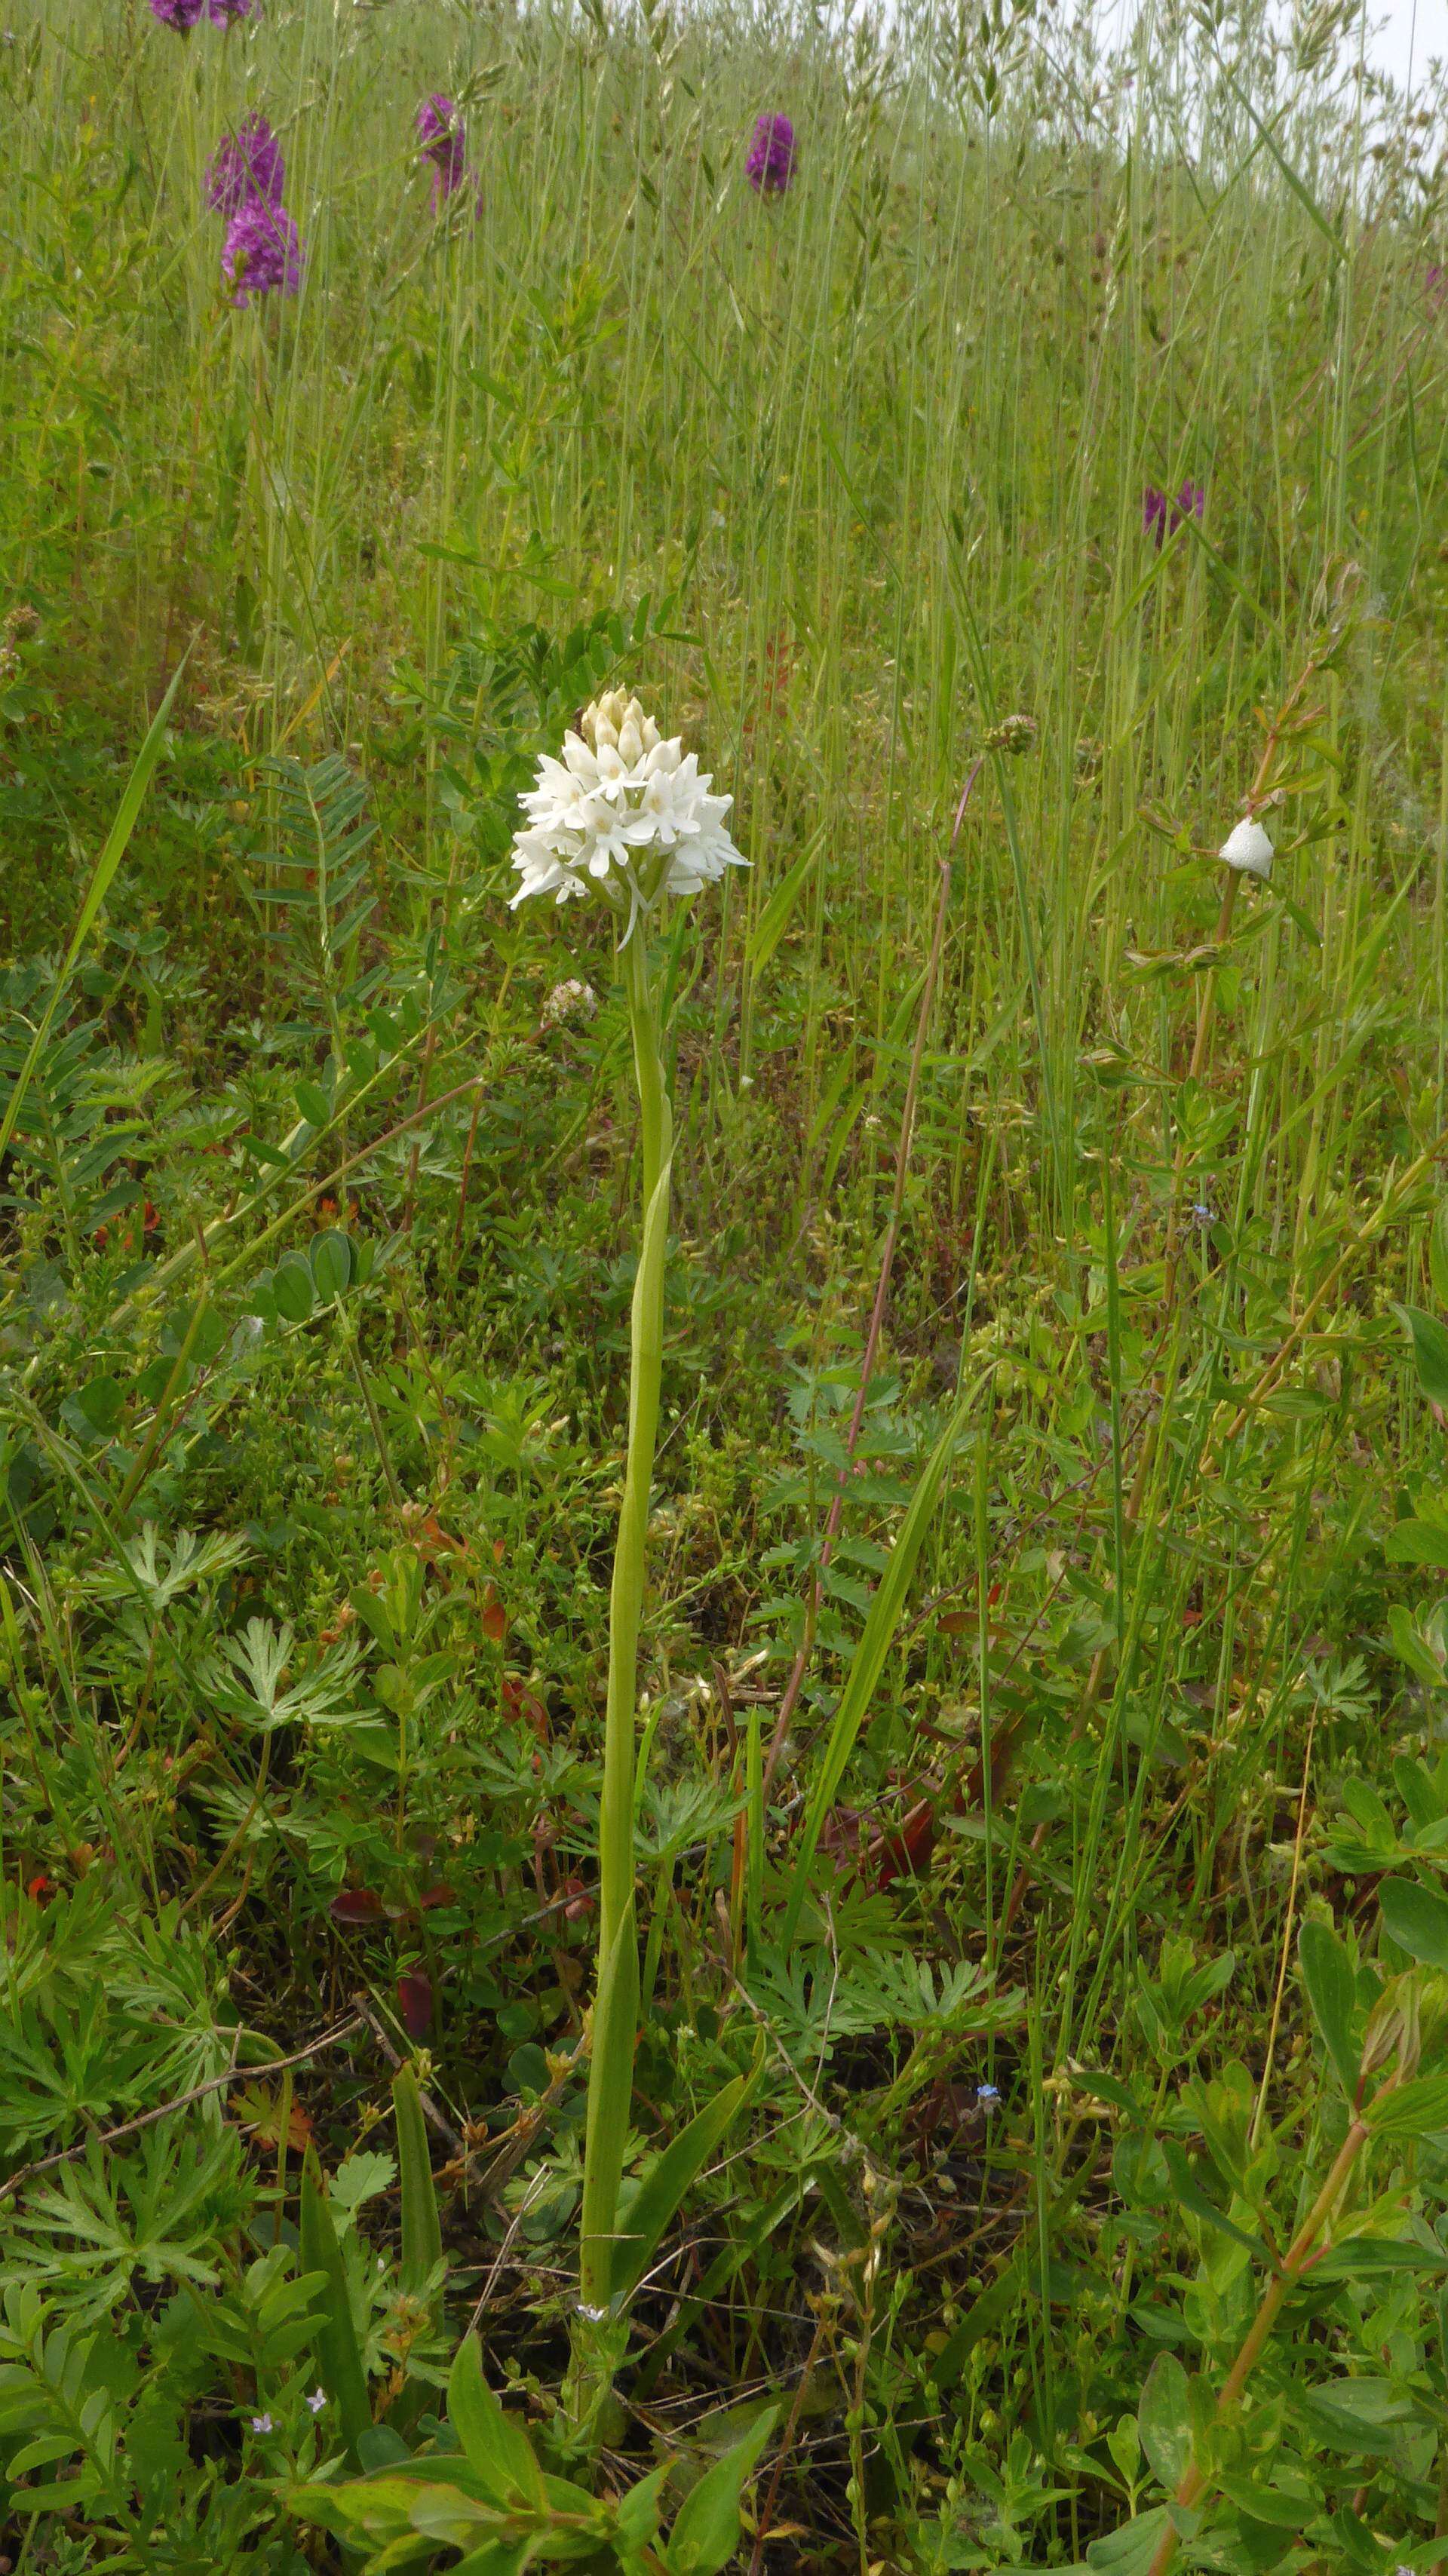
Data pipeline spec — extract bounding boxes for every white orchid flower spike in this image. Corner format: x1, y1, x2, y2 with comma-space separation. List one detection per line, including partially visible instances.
509, 690, 746, 943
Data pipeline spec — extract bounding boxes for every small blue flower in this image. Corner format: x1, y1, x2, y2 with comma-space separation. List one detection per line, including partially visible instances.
250, 2412, 274, 2434
977, 2084, 1001, 2109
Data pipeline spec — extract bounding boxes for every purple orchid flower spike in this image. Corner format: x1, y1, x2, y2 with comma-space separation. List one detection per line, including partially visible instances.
747, 112, 796, 194
149, 0, 206, 26
1144, 479, 1204, 549
417, 94, 468, 212
222, 198, 303, 307
204, 117, 284, 219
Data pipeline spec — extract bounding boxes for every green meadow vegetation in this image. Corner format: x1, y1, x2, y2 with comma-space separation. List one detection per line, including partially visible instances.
7, 0, 1448, 2565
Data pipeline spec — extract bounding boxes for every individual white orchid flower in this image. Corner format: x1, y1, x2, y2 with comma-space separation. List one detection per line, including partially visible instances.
509, 690, 746, 940
1218, 816, 1274, 880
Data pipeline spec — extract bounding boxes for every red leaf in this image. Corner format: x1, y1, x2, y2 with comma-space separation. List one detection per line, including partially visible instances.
415, 1513, 467, 1564
416, 1881, 455, 1912
480, 1590, 506, 1643
502, 1677, 549, 1737
872, 1797, 937, 1889
330, 1888, 385, 1925
397, 1970, 434, 2038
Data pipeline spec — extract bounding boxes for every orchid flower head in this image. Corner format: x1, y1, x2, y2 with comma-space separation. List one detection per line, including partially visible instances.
509, 692, 747, 941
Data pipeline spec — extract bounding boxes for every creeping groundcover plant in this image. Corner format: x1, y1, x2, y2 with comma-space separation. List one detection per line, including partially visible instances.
512, 691, 748, 2421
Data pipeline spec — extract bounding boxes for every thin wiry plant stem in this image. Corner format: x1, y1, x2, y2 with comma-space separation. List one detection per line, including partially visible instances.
0, 2013, 364, 2206
761, 763, 979, 1801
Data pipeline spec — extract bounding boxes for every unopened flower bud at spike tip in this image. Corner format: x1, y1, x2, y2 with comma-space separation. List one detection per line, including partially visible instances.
1219, 817, 1274, 880
509, 695, 746, 938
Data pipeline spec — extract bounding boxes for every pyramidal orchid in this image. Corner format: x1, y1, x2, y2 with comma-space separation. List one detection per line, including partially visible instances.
747, 111, 796, 192
416, 94, 468, 212
222, 198, 303, 307
1143, 478, 1204, 549
511, 693, 744, 943
510, 690, 745, 2427
204, 116, 284, 218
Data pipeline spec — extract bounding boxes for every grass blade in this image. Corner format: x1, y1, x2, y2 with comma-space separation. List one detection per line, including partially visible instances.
781, 1367, 993, 1953
0, 646, 190, 1168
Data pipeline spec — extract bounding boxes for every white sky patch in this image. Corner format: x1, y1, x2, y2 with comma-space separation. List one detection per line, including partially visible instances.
1090, 0, 1448, 92
1374, 0, 1448, 87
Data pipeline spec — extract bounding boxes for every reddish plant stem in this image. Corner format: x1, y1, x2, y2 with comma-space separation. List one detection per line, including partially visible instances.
1143, 2109, 1376, 2576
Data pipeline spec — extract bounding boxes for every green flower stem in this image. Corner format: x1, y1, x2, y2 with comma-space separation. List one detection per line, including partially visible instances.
578, 926, 673, 2323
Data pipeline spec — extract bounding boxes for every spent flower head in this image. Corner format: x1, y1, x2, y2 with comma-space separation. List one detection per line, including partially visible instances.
510, 690, 745, 940
204, 116, 284, 218
0, 602, 38, 686
747, 112, 796, 193
540, 977, 598, 1032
